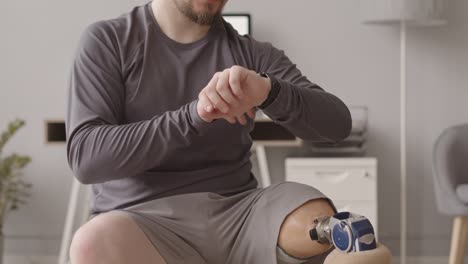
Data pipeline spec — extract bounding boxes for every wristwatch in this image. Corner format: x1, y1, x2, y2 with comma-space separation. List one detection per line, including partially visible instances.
257, 72, 281, 109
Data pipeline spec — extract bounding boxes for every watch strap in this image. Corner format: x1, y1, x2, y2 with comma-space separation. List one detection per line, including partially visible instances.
257, 72, 281, 109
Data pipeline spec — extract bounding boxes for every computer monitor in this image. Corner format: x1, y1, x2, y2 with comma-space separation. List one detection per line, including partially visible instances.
222, 14, 251, 36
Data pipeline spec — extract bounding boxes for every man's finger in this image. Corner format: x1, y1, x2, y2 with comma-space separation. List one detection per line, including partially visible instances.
247, 108, 256, 120
201, 73, 221, 112
236, 114, 248, 126
204, 72, 230, 114
229, 65, 245, 99
205, 86, 230, 114
205, 72, 220, 89
199, 90, 214, 112
216, 69, 239, 106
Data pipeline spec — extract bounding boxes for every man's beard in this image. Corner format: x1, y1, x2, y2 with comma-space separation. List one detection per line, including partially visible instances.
173, 0, 222, 25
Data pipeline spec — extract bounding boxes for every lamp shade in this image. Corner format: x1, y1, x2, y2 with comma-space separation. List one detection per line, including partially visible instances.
360, 0, 446, 26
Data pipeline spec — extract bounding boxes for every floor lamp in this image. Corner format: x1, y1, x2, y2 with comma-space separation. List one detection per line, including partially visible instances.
359, 0, 446, 263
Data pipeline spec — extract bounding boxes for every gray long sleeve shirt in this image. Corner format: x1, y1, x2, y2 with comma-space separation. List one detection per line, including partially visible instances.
65, 1, 352, 214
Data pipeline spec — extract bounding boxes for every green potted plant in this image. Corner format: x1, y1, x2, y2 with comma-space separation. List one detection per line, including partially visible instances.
0, 119, 32, 264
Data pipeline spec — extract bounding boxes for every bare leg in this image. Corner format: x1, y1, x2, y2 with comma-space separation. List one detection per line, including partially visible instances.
278, 198, 335, 259
70, 210, 167, 264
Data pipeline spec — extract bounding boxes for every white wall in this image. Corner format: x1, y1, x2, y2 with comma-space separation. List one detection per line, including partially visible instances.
0, 0, 467, 259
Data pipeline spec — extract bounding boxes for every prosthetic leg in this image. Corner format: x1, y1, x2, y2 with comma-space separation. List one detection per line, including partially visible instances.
277, 212, 392, 264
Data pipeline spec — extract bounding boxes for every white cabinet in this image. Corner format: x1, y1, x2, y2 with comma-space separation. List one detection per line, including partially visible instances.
285, 157, 378, 235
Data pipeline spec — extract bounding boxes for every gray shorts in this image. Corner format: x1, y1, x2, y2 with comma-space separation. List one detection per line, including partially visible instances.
92, 182, 337, 264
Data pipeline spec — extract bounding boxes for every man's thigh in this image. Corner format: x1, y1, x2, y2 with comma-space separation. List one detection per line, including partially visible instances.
70, 210, 167, 264
224, 182, 335, 264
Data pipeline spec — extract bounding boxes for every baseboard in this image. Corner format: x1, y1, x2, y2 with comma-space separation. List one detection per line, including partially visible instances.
3, 255, 57, 264
394, 256, 468, 264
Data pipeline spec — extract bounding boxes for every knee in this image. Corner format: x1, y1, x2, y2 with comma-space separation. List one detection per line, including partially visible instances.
278, 198, 336, 259
70, 222, 102, 263
69, 211, 130, 264
69, 226, 95, 263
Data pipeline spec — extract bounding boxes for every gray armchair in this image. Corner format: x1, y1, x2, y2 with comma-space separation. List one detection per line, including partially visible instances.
433, 123, 468, 264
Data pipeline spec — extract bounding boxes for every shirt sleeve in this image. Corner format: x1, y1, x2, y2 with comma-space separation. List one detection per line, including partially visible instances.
65, 22, 210, 184
251, 40, 352, 143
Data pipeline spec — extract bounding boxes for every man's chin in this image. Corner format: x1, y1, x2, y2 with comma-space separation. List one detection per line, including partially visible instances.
193, 7, 222, 24
194, 0, 223, 14
174, 0, 224, 25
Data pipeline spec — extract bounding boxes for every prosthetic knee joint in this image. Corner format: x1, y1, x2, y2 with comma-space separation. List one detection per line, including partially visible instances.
310, 212, 376, 253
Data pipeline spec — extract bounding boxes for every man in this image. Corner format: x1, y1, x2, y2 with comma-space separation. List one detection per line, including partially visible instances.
65, 0, 352, 263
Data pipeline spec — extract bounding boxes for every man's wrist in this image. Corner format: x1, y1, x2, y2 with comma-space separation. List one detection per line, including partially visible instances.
257, 72, 280, 109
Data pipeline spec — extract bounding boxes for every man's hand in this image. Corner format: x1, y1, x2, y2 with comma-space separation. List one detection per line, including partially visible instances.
197, 66, 271, 125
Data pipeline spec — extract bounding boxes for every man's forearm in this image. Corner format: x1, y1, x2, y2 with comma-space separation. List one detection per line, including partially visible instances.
67, 100, 208, 184
261, 77, 352, 143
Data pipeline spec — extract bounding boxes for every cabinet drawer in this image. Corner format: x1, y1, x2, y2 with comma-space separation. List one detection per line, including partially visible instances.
286, 167, 376, 201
